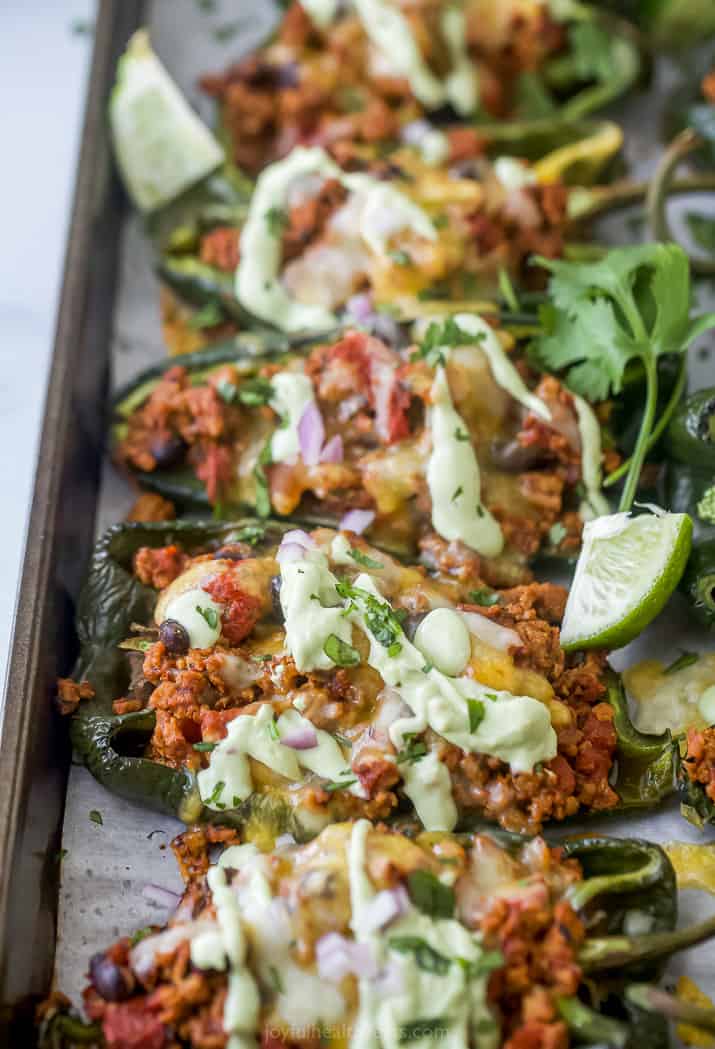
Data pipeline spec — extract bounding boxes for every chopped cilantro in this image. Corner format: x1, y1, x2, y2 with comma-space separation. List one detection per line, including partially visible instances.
254, 437, 273, 518
498, 267, 519, 313
467, 698, 485, 732
387, 641, 403, 657
349, 548, 384, 570
468, 588, 499, 607
413, 316, 485, 367
265, 206, 288, 236
451, 486, 463, 502
234, 524, 266, 545
324, 775, 358, 792
389, 250, 412, 267
89, 810, 103, 826
268, 717, 280, 741
548, 522, 567, 547
388, 936, 451, 975
454, 427, 469, 442
196, 605, 219, 630
193, 741, 217, 752
458, 950, 504, 979
205, 780, 226, 807
395, 734, 427, 765
324, 633, 361, 667
335, 581, 405, 653
664, 651, 699, 675
406, 869, 454, 918
697, 485, 715, 525
238, 376, 274, 407
130, 927, 154, 946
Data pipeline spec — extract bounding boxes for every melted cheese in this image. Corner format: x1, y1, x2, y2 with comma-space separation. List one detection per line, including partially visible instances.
625, 655, 715, 735
236, 147, 436, 332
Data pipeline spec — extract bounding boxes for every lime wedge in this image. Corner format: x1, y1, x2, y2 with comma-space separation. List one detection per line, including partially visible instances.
110, 30, 224, 212
560, 511, 693, 651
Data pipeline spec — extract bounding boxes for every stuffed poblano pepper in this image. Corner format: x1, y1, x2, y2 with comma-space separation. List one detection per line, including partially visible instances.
64, 519, 675, 841
39, 820, 715, 1049
111, 316, 615, 575
199, 0, 640, 176
653, 387, 715, 826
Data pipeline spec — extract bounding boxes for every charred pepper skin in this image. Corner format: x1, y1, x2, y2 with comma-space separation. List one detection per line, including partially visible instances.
70, 520, 678, 832
666, 387, 715, 629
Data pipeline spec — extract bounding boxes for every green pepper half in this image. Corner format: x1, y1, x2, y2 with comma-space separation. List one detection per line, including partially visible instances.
71, 518, 676, 835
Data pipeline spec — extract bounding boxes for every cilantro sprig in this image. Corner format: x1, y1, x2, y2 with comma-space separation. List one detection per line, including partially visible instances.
532, 244, 715, 513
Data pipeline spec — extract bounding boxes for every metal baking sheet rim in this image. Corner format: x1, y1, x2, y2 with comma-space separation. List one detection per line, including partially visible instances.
0, 0, 145, 1028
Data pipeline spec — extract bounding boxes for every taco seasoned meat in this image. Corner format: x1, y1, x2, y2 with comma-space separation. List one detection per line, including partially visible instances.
115, 324, 609, 576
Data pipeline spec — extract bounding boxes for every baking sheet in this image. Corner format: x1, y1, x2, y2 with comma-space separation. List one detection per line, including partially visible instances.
55, 0, 715, 1009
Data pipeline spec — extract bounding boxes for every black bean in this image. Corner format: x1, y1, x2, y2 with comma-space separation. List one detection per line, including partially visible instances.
89, 953, 134, 1002
159, 618, 190, 655
402, 612, 428, 642
270, 576, 284, 623
213, 542, 251, 562
490, 438, 542, 472
149, 433, 186, 469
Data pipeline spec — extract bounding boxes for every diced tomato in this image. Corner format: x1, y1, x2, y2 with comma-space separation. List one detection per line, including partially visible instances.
195, 444, 233, 504
199, 707, 243, 742
102, 1000, 166, 1049
545, 755, 575, 795
203, 574, 262, 645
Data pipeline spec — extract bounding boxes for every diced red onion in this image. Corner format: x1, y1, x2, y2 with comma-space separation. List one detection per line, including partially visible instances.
373, 959, 405, 995
298, 400, 326, 467
320, 434, 344, 463
401, 119, 432, 146
347, 292, 375, 325
315, 932, 379, 982
281, 529, 314, 549
276, 542, 309, 565
339, 509, 375, 534
280, 726, 318, 750
361, 886, 409, 935
142, 884, 182, 910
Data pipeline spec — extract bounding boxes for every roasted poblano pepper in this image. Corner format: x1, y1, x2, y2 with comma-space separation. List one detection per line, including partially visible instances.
38, 822, 715, 1049
70, 518, 676, 839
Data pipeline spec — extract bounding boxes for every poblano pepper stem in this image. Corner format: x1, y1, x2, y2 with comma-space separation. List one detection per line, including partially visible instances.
648, 128, 715, 277
579, 913, 715, 973
626, 985, 715, 1034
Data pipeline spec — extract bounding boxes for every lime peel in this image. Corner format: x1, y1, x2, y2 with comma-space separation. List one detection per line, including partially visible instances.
560, 510, 693, 651
110, 29, 224, 212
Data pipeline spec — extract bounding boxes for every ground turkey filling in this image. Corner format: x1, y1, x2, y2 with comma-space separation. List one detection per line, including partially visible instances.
121, 538, 618, 836
199, 1, 567, 176
683, 726, 715, 805
54, 824, 587, 1049
117, 329, 594, 575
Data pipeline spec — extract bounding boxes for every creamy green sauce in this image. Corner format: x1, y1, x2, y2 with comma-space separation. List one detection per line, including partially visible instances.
235, 146, 436, 332
346, 574, 556, 776
401, 750, 458, 832
198, 702, 361, 809
414, 608, 471, 677
300, 0, 340, 29
348, 820, 499, 1049
572, 394, 610, 520
270, 370, 315, 464
427, 366, 504, 557
163, 587, 222, 648
190, 864, 260, 1049
280, 548, 354, 671
354, 0, 477, 116
446, 313, 550, 422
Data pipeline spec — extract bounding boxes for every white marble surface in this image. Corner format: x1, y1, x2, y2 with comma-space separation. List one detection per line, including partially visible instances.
0, 0, 95, 686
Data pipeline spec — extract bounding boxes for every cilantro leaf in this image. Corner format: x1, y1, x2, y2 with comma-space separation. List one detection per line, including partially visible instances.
324, 633, 361, 667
